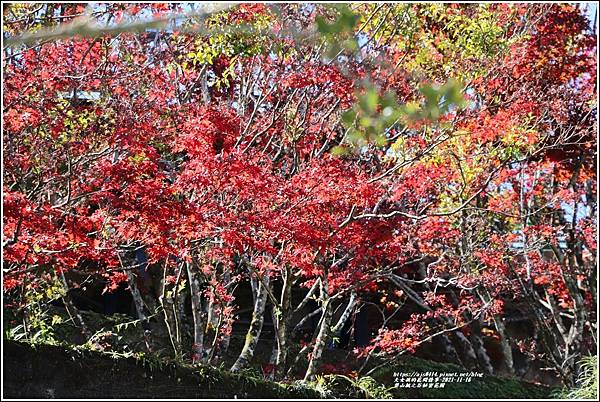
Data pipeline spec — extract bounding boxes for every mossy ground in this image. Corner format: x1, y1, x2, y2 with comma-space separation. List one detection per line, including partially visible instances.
4, 306, 555, 399
3, 340, 321, 399
370, 355, 552, 399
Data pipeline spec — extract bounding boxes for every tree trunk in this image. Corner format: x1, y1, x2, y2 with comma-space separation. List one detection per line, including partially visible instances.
187, 260, 206, 363
304, 279, 333, 381
331, 291, 357, 343
123, 260, 153, 352
159, 290, 180, 358
494, 317, 515, 375
273, 266, 293, 379
59, 270, 90, 340
158, 261, 182, 359
202, 268, 220, 363
471, 331, 494, 374
452, 330, 479, 369
213, 265, 234, 363
478, 288, 514, 375
231, 275, 270, 372
437, 333, 464, 366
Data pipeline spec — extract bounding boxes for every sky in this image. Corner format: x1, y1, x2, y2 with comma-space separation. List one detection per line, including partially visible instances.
582, 2, 598, 32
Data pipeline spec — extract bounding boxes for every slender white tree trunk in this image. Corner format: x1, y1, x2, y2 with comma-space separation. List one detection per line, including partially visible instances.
231, 274, 270, 372
304, 278, 333, 381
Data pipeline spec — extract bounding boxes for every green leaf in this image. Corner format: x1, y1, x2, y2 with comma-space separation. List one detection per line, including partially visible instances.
331, 145, 349, 156
360, 88, 379, 114
342, 110, 356, 126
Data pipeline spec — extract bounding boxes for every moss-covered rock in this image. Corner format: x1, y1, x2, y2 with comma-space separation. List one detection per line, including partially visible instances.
3, 341, 320, 399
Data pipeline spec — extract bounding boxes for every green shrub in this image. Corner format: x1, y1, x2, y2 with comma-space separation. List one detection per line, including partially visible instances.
554, 355, 598, 400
